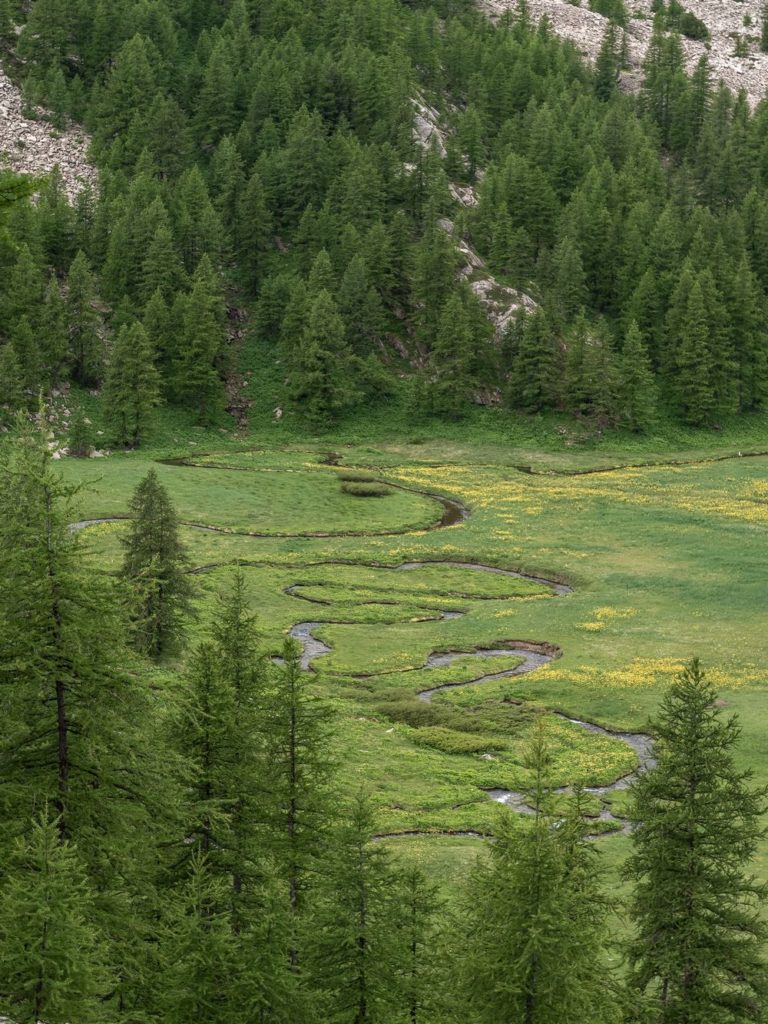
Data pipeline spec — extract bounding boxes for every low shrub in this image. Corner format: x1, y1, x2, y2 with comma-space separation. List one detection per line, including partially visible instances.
412, 726, 508, 755
341, 481, 392, 498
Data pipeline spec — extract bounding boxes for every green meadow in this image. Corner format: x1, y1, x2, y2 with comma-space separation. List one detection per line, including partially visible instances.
58, 434, 768, 888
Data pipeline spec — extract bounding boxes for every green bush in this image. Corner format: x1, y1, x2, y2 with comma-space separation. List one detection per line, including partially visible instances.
341, 481, 392, 498
412, 726, 508, 755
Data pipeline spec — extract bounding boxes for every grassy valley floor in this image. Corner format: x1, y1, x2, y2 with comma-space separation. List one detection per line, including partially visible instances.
58, 428, 768, 893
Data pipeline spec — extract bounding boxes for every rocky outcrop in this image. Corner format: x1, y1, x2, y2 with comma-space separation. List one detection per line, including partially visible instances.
480, 0, 768, 106
0, 65, 97, 201
413, 99, 538, 337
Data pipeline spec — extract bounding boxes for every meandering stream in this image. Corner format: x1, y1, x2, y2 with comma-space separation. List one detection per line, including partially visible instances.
70, 457, 653, 837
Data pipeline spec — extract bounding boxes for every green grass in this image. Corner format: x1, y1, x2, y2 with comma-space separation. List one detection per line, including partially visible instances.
57, 421, 768, 891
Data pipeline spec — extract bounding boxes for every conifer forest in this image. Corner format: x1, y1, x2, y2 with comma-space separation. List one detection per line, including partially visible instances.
3, 0, 768, 1021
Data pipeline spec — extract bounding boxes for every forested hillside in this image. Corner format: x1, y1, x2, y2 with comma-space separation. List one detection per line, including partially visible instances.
3, 0, 768, 436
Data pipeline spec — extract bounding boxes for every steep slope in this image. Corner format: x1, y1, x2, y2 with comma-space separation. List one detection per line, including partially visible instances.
481, 0, 768, 105
0, 65, 96, 199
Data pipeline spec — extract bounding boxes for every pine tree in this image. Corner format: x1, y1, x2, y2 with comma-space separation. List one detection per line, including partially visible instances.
104, 322, 161, 446
761, 2, 768, 52
0, 813, 111, 1024
120, 468, 192, 657
459, 726, 620, 1024
619, 320, 658, 431
626, 659, 768, 1023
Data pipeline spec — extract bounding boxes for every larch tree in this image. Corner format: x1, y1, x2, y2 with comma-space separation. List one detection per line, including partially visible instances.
619, 319, 658, 431
458, 726, 620, 1024
103, 322, 161, 446
626, 659, 768, 1024
419, 291, 476, 419
0, 423, 170, 990
287, 288, 360, 426
261, 639, 335, 927
308, 793, 404, 1024
120, 467, 192, 657
0, 813, 111, 1024
65, 250, 104, 386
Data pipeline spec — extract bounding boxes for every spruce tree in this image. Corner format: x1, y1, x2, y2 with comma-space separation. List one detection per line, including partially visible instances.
120, 468, 192, 657
0, 813, 111, 1024
626, 660, 768, 1023
104, 322, 161, 446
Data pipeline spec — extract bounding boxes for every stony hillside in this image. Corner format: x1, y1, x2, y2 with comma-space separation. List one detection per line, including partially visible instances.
481, 0, 768, 105
0, 65, 96, 200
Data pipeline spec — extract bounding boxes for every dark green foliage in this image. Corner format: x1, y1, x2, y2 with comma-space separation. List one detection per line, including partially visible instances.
120, 468, 192, 657
0, 813, 111, 1024
341, 481, 393, 497
103, 322, 161, 445
308, 793, 405, 1023
65, 251, 104, 386
509, 309, 559, 413
618, 320, 658, 431
458, 727, 620, 1024
0, 425, 169, 996
3, 0, 768, 430
0, 344, 26, 423
626, 660, 768, 1022
67, 405, 94, 456
287, 289, 361, 426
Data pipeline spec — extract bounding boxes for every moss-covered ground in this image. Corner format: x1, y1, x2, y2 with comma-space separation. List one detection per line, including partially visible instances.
58, 423, 768, 891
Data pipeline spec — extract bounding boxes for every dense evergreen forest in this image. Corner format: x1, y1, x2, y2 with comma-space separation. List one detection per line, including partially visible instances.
2, 0, 768, 433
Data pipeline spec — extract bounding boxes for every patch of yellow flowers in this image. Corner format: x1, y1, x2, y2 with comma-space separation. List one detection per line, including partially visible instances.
540, 657, 764, 691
